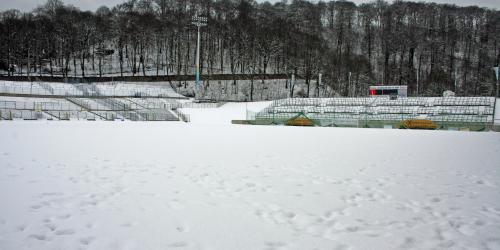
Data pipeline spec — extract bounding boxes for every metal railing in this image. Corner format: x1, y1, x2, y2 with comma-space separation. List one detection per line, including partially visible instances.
254, 97, 496, 129
0, 81, 186, 98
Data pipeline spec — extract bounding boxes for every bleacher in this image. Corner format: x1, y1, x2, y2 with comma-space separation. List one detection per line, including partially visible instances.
0, 81, 185, 98
0, 97, 181, 121
255, 97, 496, 130
0, 80, 190, 121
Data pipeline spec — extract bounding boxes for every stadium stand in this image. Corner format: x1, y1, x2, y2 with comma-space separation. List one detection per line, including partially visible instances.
254, 97, 496, 130
0, 81, 189, 121
0, 81, 185, 98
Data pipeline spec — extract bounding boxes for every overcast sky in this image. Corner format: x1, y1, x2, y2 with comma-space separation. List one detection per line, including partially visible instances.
1, 0, 499, 12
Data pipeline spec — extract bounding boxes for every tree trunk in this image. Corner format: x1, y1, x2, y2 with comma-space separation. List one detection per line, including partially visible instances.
81, 51, 85, 78
250, 78, 254, 101
73, 55, 77, 77
119, 46, 123, 77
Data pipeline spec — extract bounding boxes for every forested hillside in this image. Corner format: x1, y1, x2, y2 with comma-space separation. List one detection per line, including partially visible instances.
1, 0, 499, 97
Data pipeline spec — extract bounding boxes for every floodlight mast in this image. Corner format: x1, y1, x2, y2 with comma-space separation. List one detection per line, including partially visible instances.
192, 16, 207, 98
494, 66, 499, 98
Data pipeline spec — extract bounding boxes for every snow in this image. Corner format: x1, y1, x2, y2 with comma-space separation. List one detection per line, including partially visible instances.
181, 101, 271, 125
1, 103, 500, 250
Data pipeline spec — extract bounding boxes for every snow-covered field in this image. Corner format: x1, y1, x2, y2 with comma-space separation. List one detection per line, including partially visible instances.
1, 103, 500, 250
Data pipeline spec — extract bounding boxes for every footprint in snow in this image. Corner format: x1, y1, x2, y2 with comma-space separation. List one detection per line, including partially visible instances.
121, 222, 133, 228
430, 197, 442, 203
167, 241, 188, 248
175, 224, 189, 233
45, 223, 57, 231
80, 237, 95, 245
333, 244, 352, 250
56, 214, 71, 220
54, 229, 75, 236
168, 200, 184, 210
17, 225, 27, 232
265, 241, 287, 249
28, 234, 49, 241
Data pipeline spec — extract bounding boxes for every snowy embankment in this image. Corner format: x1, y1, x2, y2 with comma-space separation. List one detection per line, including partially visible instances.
0, 103, 500, 250
180, 101, 271, 125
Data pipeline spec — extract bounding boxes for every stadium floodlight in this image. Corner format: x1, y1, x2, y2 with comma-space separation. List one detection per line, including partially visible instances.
493, 66, 499, 97
192, 16, 208, 98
